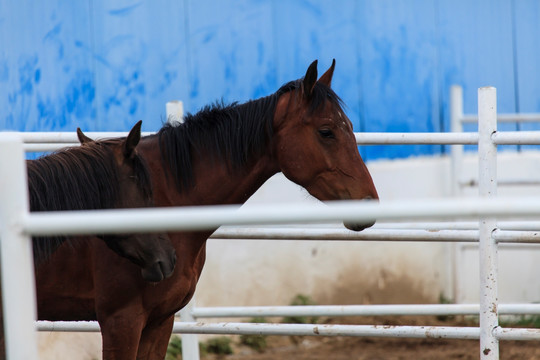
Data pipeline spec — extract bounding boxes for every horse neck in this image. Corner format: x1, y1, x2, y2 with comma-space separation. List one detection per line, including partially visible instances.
203, 154, 278, 205
139, 136, 279, 207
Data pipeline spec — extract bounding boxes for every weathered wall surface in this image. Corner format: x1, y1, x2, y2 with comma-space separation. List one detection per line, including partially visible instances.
2, 1, 540, 160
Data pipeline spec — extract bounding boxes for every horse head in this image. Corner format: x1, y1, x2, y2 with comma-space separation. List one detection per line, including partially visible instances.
273, 60, 379, 231
77, 121, 176, 282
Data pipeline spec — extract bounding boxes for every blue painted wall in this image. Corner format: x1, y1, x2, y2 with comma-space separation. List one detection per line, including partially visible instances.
1, 0, 539, 160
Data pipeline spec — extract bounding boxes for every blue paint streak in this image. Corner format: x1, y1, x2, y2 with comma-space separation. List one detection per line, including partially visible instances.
109, 2, 143, 16
34, 68, 40, 84
18, 55, 38, 95
43, 23, 61, 41
43, 23, 64, 60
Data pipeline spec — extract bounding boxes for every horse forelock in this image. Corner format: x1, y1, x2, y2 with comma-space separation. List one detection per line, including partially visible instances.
98, 138, 153, 203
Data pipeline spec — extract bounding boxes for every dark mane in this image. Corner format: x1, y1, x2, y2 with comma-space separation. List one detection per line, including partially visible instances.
27, 139, 152, 264
157, 79, 344, 192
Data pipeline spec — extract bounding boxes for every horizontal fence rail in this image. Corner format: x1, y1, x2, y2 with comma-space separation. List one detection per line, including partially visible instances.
19, 197, 540, 236
34, 320, 540, 341
354, 132, 479, 145
372, 221, 540, 230
462, 113, 540, 123
19, 131, 156, 142
36, 321, 482, 339
211, 227, 540, 243
23, 129, 540, 152
187, 303, 540, 318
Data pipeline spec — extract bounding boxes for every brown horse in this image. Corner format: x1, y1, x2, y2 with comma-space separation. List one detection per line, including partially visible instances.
0, 121, 178, 358
33, 60, 378, 359
28, 120, 176, 280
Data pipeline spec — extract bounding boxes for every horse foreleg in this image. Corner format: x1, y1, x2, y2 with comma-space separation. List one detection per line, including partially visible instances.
136, 315, 174, 360
99, 313, 145, 360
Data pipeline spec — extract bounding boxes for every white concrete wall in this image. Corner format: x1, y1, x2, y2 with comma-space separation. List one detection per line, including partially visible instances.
195, 150, 540, 308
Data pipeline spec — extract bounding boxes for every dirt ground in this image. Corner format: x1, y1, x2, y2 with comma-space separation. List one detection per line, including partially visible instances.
200, 316, 540, 360
205, 337, 540, 360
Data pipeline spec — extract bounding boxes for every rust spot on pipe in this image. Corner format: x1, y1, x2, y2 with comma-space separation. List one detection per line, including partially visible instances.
483, 348, 491, 355
313, 326, 320, 335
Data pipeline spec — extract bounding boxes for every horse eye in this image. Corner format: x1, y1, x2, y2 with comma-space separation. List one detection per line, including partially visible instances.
318, 129, 335, 139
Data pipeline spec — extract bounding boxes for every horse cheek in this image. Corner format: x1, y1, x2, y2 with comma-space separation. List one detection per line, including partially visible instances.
277, 142, 314, 186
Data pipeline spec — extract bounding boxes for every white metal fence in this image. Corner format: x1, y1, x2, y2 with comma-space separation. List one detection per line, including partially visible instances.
177, 86, 540, 360
1, 88, 540, 359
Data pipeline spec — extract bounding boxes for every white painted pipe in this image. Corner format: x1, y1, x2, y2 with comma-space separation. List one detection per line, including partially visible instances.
21, 197, 540, 236
36, 321, 100, 332
492, 230, 540, 243
462, 113, 540, 123
36, 320, 540, 341
24, 143, 80, 152
210, 227, 480, 242
494, 327, 540, 341
372, 221, 540, 231
37, 321, 481, 339
179, 297, 200, 360
166, 100, 184, 125
450, 85, 465, 197
210, 227, 540, 244
20, 131, 155, 143
189, 303, 540, 318
492, 131, 540, 145
172, 322, 481, 339
354, 132, 478, 145
0, 134, 39, 359
19, 129, 540, 153
477, 86, 499, 359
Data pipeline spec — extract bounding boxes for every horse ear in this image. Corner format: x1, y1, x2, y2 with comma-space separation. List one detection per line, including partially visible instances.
76, 128, 94, 144
303, 60, 318, 98
124, 120, 142, 158
317, 59, 335, 87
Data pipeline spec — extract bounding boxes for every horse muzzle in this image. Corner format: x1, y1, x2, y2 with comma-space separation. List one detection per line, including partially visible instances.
343, 219, 376, 232
343, 196, 377, 232
141, 253, 176, 283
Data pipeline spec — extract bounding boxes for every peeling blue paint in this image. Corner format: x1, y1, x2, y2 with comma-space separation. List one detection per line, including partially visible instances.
1, 1, 540, 160
18, 55, 38, 95
65, 71, 95, 116
43, 23, 65, 60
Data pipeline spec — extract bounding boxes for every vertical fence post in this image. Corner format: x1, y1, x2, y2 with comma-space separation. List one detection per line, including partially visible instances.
165, 100, 200, 360
450, 85, 464, 197
180, 297, 200, 360
449, 85, 464, 303
477, 87, 499, 359
166, 100, 184, 125
0, 134, 39, 359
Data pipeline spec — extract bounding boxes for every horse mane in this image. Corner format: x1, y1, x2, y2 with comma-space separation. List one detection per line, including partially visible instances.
27, 138, 152, 264
157, 79, 344, 192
